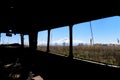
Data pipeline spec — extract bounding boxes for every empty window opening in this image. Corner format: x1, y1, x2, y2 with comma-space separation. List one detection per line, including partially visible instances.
73, 16, 120, 66
37, 30, 48, 52
24, 35, 29, 47
0, 33, 20, 44
0, 33, 21, 48
50, 26, 69, 56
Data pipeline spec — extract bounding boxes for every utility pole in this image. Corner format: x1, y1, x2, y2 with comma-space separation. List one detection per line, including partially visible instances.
90, 21, 94, 46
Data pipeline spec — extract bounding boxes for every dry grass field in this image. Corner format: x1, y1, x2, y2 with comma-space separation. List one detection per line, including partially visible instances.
37, 45, 120, 66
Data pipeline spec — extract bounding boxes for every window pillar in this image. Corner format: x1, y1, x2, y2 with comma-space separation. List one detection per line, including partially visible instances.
20, 34, 24, 48
69, 25, 73, 59
47, 29, 51, 52
29, 31, 38, 50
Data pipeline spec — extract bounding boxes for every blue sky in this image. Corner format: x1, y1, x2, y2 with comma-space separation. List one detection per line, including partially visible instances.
73, 16, 120, 44
38, 16, 120, 45
0, 16, 120, 45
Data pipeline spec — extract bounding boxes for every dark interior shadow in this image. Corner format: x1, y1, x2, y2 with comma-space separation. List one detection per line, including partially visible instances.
0, 47, 120, 80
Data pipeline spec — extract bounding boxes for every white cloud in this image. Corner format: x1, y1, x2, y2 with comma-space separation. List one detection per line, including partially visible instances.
73, 40, 84, 44
52, 38, 83, 44
38, 37, 84, 46
38, 40, 47, 45
52, 38, 69, 44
